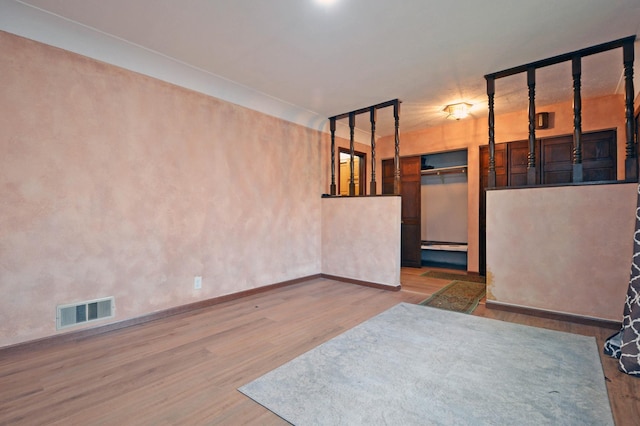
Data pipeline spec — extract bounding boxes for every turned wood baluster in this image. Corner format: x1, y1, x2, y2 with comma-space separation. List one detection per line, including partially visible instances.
370, 107, 377, 195
487, 76, 496, 188
349, 112, 356, 196
527, 67, 537, 185
330, 118, 337, 195
393, 101, 401, 195
572, 55, 583, 182
624, 39, 637, 181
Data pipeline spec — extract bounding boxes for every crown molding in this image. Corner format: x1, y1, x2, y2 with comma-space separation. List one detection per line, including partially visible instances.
1, 0, 347, 138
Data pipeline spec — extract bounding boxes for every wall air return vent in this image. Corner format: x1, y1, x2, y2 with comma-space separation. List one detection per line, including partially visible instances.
56, 297, 115, 330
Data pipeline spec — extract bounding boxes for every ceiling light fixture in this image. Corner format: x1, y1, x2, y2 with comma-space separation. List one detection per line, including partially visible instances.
443, 102, 472, 120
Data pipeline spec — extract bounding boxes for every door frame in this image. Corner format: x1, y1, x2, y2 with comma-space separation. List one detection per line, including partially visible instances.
338, 147, 367, 196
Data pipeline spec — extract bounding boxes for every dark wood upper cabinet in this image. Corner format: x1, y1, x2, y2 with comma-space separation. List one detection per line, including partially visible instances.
582, 130, 617, 182
508, 140, 531, 186
538, 130, 617, 184
480, 143, 507, 189
480, 129, 616, 188
540, 135, 574, 185
381, 159, 395, 195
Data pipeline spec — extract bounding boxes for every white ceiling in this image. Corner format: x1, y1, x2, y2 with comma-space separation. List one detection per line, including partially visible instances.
9, 0, 640, 136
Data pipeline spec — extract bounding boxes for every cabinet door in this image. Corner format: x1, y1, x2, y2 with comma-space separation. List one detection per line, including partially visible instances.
480, 144, 507, 188
381, 159, 395, 195
539, 130, 616, 183
582, 130, 616, 182
540, 135, 573, 184
508, 140, 530, 186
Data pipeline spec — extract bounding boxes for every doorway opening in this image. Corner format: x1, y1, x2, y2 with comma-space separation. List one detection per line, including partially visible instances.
338, 148, 366, 195
383, 150, 468, 269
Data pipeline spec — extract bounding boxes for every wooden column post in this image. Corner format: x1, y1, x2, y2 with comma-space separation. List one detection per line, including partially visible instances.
370, 107, 377, 195
329, 118, 336, 195
527, 67, 537, 185
349, 112, 356, 196
393, 101, 401, 195
624, 39, 637, 181
486, 76, 496, 188
572, 55, 583, 182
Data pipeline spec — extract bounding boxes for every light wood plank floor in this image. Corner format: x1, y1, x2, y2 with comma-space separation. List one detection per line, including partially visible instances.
0, 268, 638, 425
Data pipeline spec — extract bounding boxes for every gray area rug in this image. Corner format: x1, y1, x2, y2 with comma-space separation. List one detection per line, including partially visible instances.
239, 303, 613, 425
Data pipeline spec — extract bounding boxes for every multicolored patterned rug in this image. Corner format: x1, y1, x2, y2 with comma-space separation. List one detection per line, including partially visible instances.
421, 270, 486, 283
419, 280, 486, 313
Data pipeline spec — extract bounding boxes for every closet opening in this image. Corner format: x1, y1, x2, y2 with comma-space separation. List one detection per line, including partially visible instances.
420, 149, 468, 270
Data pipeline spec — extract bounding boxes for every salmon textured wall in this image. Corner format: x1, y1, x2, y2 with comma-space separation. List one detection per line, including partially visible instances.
0, 31, 324, 347
486, 183, 636, 321
321, 196, 401, 287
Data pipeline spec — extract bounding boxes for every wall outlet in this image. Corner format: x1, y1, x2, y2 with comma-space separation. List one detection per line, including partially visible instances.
194, 276, 202, 290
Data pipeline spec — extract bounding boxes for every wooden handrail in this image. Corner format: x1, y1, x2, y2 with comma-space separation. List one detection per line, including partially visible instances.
329, 99, 401, 195
485, 36, 637, 188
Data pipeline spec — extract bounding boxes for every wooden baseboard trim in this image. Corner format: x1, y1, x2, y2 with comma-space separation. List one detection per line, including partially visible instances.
320, 274, 401, 291
1, 274, 322, 356
486, 300, 622, 330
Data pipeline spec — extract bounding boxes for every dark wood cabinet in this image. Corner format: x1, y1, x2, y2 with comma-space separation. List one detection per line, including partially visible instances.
537, 131, 618, 184
479, 129, 616, 275
381, 159, 395, 195
582, 131, 617, 182
508, 140, 530, 186
480, 143, 507, 189
481, 130, 616, 187
540, 135, 574, 184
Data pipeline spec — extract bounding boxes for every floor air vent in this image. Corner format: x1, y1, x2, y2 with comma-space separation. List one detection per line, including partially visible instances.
57, 297, 115, 330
